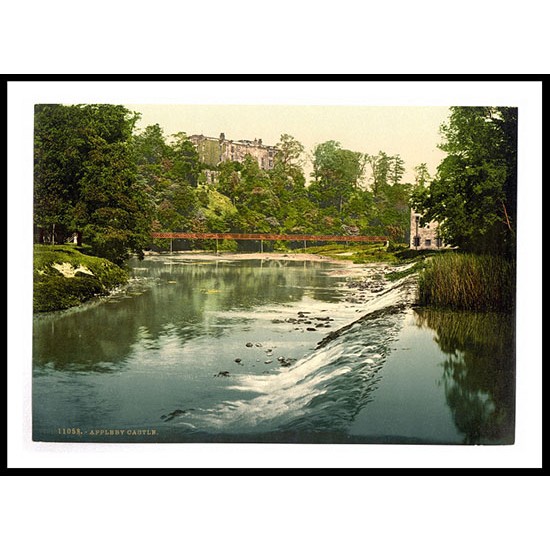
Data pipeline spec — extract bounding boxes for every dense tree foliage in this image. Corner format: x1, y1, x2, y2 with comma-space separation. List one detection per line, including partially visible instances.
309, 141, 365, 213
34, 104, 151, 265
131, 125, 202, 248
35, 108, 424, 261
410, 107, 517, 258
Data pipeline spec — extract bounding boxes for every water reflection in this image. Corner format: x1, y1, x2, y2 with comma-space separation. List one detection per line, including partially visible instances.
415, 309, 515, 443
33, 258, 346, 372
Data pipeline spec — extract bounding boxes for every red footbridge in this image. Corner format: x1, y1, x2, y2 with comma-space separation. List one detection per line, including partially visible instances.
151, 232, 389, 252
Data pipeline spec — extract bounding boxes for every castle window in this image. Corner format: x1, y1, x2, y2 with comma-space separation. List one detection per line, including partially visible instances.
436, 237, 443, 247
413, 236, 420, 247
425, 239, 431, 247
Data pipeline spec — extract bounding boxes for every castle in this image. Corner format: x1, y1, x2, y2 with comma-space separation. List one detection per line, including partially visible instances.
188, 133, 278, 171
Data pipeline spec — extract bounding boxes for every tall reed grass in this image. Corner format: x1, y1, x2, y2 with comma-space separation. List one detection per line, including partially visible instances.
417, 253, 515, 312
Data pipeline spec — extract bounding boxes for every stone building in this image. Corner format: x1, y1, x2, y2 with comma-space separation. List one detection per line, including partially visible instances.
410, 210, 445, 250
188, 132, 278, 171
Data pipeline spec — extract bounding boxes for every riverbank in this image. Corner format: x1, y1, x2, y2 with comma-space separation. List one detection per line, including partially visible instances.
33, 245, 129, 313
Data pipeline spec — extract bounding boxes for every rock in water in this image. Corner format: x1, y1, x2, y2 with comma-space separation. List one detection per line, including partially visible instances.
162, 409, 187, 422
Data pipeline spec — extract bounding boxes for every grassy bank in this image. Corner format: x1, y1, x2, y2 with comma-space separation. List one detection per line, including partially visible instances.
294, 242, 407, 264
417, 253, 515, 312
34, 245, 129, 313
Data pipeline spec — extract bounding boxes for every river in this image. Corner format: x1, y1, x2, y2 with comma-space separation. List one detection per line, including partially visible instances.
32, 255, 515, 444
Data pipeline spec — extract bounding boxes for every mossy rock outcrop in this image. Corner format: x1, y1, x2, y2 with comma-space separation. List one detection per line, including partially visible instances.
33, 245, 129, 313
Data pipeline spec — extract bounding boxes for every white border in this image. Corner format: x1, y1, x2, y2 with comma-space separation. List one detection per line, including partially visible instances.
7, 79, 542, 469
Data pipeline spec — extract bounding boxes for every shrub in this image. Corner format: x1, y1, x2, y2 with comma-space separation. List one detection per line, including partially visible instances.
33, 276, 104, 312
271, 240, 289, 252
218, 239, 238, 252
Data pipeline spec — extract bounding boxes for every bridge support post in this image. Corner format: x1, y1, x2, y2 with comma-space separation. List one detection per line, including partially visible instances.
303, 240, 307, 251
260, 239, 264, 254
216, 238, 219, 254
170, 239, 173, 254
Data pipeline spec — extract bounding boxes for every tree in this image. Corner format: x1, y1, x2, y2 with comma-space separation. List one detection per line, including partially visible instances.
132, 123, 171, 167
169, 132, 201, 187
275, 133, 305, 170
410, 107, 517, 257
309, 141, 365, 215
271, 134, 306, 195
237, 155, 281, 228
366, 151, 392, 196
130, 126, 205, 237
216, 160, 242, 203
34, 104, 152, 264
341, 189, 375, 233
389, 154, 405, 186
131, 124, 173, 225
131, 124, 173, 191
34, 104, 91, 243
373, 181, 412, 242
413, 163, 431, 187
78, 135, 151, 264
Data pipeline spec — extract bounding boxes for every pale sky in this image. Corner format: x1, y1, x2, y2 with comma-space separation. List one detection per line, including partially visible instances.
126, 104, 450, 185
